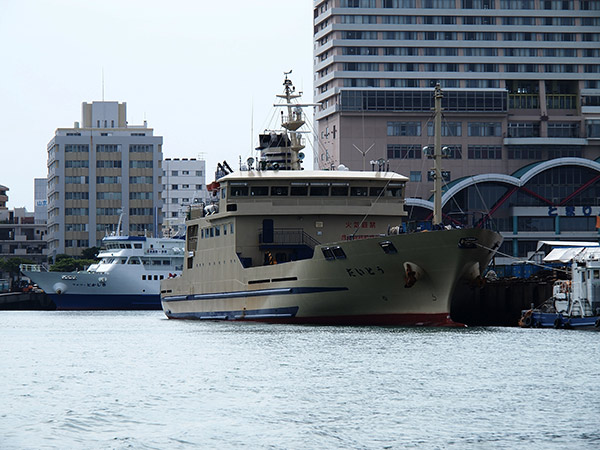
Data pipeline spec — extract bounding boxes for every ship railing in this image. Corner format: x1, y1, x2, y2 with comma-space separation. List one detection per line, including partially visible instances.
19, 263, 48, 273
259, 228, 321, 250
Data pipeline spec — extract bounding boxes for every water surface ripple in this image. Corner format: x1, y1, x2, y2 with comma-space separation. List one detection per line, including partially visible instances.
1, 311, 598, 449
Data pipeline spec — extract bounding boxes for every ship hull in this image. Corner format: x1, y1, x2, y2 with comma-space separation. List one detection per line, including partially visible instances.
44, 293, 161, 311
161, 228, 501, 326
21, 270, 164, 311
521, 311, 600, 330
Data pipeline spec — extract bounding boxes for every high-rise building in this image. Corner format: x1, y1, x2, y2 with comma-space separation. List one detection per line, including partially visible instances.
161, 158, 207, 236
47, 101, 163, 258
313, 0, 600, 199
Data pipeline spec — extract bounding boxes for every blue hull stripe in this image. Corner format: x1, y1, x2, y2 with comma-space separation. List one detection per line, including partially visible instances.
531, 312, 600, 329
162, 286, 348, 303
48, 293, 162, 310
164, 306, 300, 320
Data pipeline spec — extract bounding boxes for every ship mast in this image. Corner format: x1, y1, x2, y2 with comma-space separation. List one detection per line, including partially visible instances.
276, 71, 305, 170
432, 84, 443, 226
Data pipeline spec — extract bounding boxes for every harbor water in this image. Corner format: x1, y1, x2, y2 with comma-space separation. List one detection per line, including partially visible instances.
1, 311, 599, 449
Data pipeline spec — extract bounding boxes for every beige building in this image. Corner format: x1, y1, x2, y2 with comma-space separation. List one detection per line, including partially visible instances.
47, 101, 163, 258
313, 0, 600, 199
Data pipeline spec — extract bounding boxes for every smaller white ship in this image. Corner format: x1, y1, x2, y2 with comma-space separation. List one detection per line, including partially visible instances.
21, 233, 184, 310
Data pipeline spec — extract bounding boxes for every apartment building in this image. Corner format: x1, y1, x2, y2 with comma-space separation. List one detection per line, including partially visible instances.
47, 101, 163, 258
0, 185, 47, 264
314, 0, 600, 183
161, 158, 207, 236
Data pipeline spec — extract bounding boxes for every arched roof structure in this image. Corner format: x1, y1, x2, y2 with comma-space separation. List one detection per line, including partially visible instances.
405, 158, 600, 211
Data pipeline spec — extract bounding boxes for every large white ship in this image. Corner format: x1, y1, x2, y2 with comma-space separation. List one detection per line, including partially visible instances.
160, 75, 502, 326
22, 234, 184, 310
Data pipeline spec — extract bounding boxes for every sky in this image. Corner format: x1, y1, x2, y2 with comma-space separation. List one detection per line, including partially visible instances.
0, 0, 314, 210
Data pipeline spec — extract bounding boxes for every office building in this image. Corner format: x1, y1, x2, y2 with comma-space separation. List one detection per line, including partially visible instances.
313, 0, 600, 258
47, 101, 163, 258
161, 158, 207, 236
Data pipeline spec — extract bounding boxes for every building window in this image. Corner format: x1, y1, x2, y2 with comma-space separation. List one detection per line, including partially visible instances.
422, 0, 455, 6
96, 208, 121, 215
130, 160, 153, 169
548, 123, 580, 138
507, 146, 542, 159
382, 0, 416, 7
64, 144, 89, 153
128, 176, 152, 184
96, 144, 121, 152
65, 160, 89, 168
468, 122, 502, 137
507, 123, 540, 138
387, 145, 421, 159
96, 160, 122, 168
129, 144, 154, 153
468, 146, 502, 159
96, 192, 122, 200
500, 0, 533, 8
387, 122, 421, 136
582, 1, 600, 10
427, 122, 462, 137
65, 208, 89, 216
541, 0, 573, 9
130, 192, 153, 200
463, 0, 496, 8
130, 208, 153, 216
409, 171, 421, 182
381, 15, 416, 24
65, 176, 89, 184
96, 176, 120, 184
341, 31, 378, 40
341, 0, 377, 6
65, 192, 90, 200
587, 120, 600, 138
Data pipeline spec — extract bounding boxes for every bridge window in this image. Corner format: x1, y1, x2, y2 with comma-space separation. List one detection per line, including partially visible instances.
250, 186, 269, 196
231, 186, 248, 196
291, 185, 308, 196
331, 185, 349, 196
310, 185, 329, 196
271, 186, 288, 196
351, 187, 369, 196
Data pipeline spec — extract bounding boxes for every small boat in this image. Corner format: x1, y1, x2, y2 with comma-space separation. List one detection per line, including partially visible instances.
159, 74, 503, 326
519, 247, 600, 329
21, 233, 184, 310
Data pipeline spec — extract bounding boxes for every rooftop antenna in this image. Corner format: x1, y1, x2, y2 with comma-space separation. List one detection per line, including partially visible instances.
353, 143, 374, 172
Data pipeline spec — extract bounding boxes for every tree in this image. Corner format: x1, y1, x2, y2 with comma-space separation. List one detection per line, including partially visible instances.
50, 257, 97, 272
81, 247, 101, 260
0, 256, 36, 284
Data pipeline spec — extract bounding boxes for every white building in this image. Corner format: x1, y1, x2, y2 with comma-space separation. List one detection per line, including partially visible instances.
161, 158, 207, 236
47, 101, 163, 257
